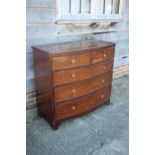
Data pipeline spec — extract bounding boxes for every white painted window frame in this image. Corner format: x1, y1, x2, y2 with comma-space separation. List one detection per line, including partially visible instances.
56, 0, 124, 24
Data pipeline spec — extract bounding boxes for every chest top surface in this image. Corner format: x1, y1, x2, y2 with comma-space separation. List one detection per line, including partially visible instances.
33, 40, 115, 56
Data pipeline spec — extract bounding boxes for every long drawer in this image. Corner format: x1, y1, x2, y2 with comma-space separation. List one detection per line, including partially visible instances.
52, 50, 91, 70
53, 60, 113, 86
55, 85, 111, 120
54, 72, 113, 102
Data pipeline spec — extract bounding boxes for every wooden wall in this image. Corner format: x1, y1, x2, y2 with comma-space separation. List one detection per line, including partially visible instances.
26, 0, 129, 92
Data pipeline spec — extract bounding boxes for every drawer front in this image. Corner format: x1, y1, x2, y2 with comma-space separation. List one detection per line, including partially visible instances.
53, 60, 113, 86
54, 72, 112, 102
55, 85, 111, 120
91, 60, 113, 77
53, 66, 90, 86
92, 47, 114, 64
52, 51, 91, 70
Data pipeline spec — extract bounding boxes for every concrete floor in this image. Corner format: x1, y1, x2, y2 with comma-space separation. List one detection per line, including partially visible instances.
26, 75, 129, 155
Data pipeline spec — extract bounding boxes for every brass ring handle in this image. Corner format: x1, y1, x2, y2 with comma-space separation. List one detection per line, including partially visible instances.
103, 66, 106, 70
72, 89, 76, 94
72, 105, 76, 110
72, 73, 76, 78
103, 53, 107, 58
71, 58, 76, 64
100, 94, 104, 99
102, 79, 105, 84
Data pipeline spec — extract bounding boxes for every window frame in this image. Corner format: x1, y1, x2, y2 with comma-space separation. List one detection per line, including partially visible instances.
56, 0, 124, 24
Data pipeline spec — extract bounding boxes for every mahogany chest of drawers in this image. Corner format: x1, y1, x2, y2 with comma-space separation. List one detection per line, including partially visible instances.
33, 40, 115, 130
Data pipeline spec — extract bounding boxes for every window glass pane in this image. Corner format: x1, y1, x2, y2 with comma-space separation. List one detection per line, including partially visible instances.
58, 0, 122, 20
112, 0, 120, 14
59, 0, 70, 15
105, 0, 112, 14
81, 0, 91, 14
71, 0, 81, 14
97, 0, 105, 14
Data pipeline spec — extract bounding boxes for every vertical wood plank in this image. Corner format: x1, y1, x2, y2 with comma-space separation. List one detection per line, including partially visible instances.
103, 0, 105, 13
69, 0, 71, 13
79, 0, 82, 13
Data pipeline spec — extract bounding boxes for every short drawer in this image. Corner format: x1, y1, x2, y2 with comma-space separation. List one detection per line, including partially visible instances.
92, 47, 115, 64
54, 72, 112, 102
55, 85, 111, 120
53, 60, 113, 86
90, 59, 113, 77
52, 51, 91, 70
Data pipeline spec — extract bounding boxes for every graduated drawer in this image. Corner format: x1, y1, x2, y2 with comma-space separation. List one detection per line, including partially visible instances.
52, 50, 91, 70
92, 47, 115, 64
55, 85, 111, 120
54, 71, 112, 102
53, 60, 113, 86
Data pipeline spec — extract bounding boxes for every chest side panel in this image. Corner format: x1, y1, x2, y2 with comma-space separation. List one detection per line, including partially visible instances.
33, 49, 53, 122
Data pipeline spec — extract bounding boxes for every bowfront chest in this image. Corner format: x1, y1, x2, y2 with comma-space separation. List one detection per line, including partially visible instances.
33, 40, 115, 130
